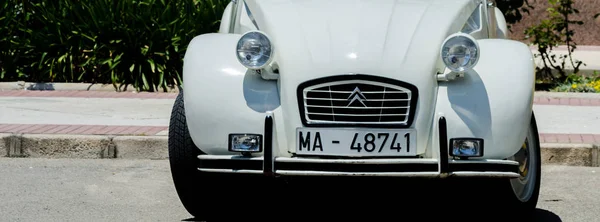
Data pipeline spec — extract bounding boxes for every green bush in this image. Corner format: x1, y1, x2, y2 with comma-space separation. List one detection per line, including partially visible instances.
0, 0, 229, 92
551, 71, 600, 93
524, 0, 584, 84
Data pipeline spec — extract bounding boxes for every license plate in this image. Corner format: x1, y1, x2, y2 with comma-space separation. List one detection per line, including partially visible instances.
295, 128, 417, 157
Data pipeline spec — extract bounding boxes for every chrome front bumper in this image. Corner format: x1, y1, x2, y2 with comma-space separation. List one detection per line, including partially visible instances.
198, 155, 520, 178
196, 115, 521, 179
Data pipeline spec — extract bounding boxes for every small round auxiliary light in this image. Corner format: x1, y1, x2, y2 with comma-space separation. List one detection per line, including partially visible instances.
236, 31, 273, 69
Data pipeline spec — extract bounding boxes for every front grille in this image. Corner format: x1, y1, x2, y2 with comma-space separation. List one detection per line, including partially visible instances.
297, 75, 418, 127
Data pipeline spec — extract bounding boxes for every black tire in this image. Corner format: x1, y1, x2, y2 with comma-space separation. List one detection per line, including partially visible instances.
168, 90, 280, 220
509, 112, 542, 211
490, 112, 542, 215
168, 90, 209, 218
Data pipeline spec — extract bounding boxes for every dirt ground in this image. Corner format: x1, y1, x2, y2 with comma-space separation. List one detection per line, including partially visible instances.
507, 0, 600, 45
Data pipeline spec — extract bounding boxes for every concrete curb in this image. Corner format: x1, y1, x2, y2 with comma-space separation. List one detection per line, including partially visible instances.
1, 133, 166, 160
1, 134, 599, 166
540, 143, 599, 167
0, 81, 180, 93
112, 136, 168, 160
534, 92, 600, 99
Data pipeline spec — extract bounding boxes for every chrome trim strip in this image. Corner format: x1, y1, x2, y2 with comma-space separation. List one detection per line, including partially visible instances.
197, 155, 263, 161
197, 155, 517, 166
309, 90, 409, 94
451, 171, 520, 178
275, 157, 438, 164
275, 170, 519, 178
307, 120, 407, 124
449, 159, 520, 165
229, 0, 239, 33
197, 169, 519, 178
198, 168, 263, 174
306, 104, 410, 109
304, 112, 407, 117
275, 170, 440, 177
196, 155, 520, 178
486, 0, 498, 38
305, 98, 410, 102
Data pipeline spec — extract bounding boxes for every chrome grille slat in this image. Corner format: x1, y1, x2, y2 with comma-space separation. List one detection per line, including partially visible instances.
309, 90, 409, 94
328, 86, 335, 122
307, 112, 408, 117
305, 105, 411, 109
378, 87, 387, 122
299, 79, 415, 125
305, 98, 410, 101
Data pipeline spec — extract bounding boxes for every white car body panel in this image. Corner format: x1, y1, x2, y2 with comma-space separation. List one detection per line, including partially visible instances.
183, 33, 280, 155
434, 39, 535, 159
181, 0, 534, 170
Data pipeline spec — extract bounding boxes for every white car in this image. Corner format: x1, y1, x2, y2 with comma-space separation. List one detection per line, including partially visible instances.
168, 0, 540, 218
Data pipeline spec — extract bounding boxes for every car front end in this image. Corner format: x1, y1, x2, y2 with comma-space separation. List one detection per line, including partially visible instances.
170, 0, 541, 218
184, 0, 531, 179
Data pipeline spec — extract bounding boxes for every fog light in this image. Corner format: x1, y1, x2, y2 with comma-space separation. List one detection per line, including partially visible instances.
450, 138, 483, 157
229, 134, 262, 152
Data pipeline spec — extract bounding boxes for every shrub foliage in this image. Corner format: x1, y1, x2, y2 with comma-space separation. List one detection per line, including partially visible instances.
525, 0, 585, 83
496, 0, 533, 27
0, 0, 228, 92
1, 0, 597, 92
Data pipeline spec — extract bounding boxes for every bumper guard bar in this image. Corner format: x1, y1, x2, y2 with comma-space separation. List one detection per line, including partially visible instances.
197, 115, 521, 178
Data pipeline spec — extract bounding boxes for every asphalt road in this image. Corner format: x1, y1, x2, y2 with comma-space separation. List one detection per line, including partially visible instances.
0, 158, 598, 222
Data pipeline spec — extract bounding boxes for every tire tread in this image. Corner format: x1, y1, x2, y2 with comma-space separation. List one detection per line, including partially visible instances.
168, 91, 205, 218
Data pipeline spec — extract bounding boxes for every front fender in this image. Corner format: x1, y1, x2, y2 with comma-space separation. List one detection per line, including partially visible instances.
433, 39, 535, 159
182, 33, 280, 155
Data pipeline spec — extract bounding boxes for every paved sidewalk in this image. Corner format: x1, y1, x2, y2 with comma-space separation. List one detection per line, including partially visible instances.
2, 90, 600, 140
0, 92, 173, 134
0, 90, 599, 166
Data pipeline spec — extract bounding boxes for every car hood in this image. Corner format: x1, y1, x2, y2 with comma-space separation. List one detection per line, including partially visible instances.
245, 0, 478, 78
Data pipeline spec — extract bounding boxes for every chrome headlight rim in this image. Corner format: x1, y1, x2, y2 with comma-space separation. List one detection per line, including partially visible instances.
236, 31, 274, 70
440, 32, 480, 73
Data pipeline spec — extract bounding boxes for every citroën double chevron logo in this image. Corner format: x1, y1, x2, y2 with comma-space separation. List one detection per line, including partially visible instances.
346, 87, 368, 107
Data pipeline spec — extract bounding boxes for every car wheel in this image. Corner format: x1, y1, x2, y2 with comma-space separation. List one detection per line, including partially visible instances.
168, 90, 211, 219
498, 112, 542, 214
169, 90, 281, 220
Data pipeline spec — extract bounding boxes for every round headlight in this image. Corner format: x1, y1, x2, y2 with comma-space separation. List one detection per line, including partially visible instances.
441, 33, 479, 72
236, 31, 273, 69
